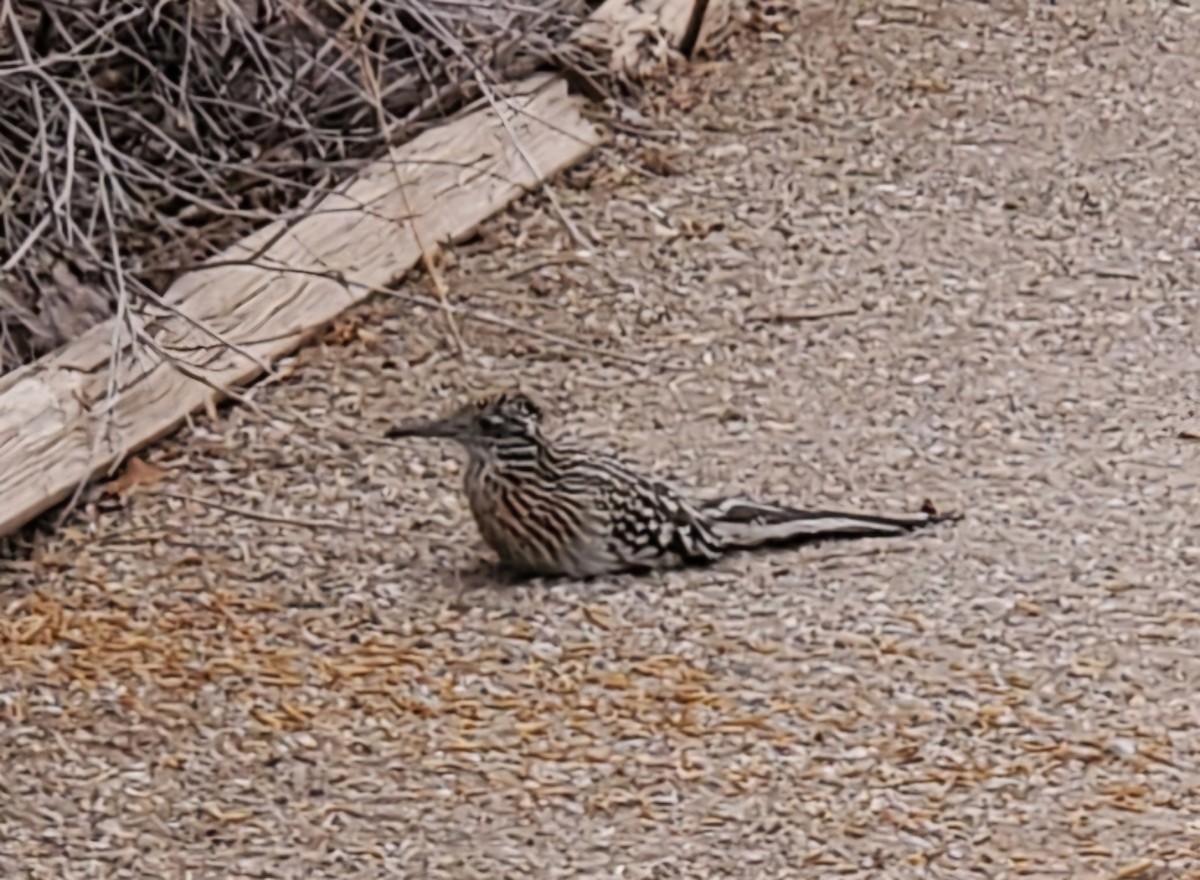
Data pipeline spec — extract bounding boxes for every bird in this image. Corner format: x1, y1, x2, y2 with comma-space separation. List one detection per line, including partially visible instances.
386, 390, 954, 578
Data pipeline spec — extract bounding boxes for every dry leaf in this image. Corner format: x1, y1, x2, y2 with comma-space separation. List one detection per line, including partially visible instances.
102, 456, 166, 497
323, 316, 381, 347
322, 317, 360, 345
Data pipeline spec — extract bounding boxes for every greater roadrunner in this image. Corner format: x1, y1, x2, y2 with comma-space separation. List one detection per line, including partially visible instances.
387, 391, 952, 578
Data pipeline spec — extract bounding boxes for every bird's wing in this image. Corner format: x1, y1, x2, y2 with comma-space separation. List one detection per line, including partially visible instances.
560, 449, 723, 568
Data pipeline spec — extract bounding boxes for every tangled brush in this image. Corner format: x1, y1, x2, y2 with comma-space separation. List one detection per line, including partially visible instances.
0, 0, 611, 374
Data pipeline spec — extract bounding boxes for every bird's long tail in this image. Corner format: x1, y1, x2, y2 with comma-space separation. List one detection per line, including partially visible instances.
700, 497, 953, 549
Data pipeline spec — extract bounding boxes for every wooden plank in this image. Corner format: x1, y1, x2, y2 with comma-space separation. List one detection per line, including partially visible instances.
0, 74, 601, 537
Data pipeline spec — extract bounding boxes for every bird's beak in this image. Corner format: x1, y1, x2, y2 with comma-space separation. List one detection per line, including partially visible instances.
385, 412, 465, 439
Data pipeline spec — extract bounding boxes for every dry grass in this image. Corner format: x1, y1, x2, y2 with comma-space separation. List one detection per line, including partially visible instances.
3, 1, 1200, 877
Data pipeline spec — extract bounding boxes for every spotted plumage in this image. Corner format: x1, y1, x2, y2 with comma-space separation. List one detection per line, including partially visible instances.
387, 391, 953, 578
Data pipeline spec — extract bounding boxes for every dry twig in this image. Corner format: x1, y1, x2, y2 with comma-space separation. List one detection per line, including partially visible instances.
160, 491, 363, 532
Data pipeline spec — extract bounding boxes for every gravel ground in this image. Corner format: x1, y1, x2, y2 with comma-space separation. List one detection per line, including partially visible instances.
3, 3, 1200, 878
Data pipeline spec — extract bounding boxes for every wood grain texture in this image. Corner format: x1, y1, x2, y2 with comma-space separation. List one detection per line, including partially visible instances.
0, 74, 601, 537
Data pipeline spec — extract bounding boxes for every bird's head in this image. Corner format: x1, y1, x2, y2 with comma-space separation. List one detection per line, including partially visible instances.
386, 390, 545, 450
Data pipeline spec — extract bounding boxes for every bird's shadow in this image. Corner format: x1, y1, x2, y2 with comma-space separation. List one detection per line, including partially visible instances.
452, 560, 529, 592
446, 557, 675, 607
447, 556, 661, 603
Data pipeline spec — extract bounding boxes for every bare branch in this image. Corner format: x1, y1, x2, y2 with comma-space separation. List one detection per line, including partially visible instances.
0, 0, 617, 376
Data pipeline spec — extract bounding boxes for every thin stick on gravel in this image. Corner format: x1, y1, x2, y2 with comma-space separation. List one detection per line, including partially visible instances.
379, 286, 654, 367
159, 491, 362, 532
746, 306, 862, 324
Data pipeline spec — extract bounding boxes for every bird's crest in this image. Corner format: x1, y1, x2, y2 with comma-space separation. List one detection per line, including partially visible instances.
467, 390, 544, 437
